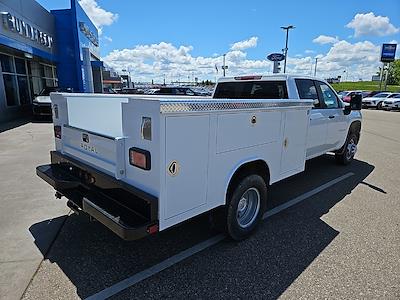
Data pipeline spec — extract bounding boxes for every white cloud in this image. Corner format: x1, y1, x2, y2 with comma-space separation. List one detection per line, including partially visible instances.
287, 40, 381, 80
346, 12, 399, 37
313, 35, 339, 44
230, 36, 258, 51
103, 41, 272, 82
305, 49, 315, 54
103, 36, 113, 43
102, 34, 386, 82
78, 0, 118, 33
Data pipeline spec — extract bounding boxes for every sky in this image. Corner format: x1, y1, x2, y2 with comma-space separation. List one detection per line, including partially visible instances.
37, 0, 400, 83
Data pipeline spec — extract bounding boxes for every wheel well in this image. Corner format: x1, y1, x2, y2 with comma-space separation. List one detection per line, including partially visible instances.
226, 160, 270, 201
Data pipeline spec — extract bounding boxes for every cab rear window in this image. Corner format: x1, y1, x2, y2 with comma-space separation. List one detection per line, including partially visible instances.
213, 81, 288, 99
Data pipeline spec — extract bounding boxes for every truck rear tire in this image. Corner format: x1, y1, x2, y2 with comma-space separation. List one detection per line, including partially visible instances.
224, 174, 267, 241
335, 132, 358, 165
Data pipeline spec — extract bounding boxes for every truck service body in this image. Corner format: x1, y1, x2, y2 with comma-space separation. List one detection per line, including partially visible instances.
37, 75, 362, 240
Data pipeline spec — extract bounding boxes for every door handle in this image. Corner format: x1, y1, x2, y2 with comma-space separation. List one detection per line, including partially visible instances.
328, 115, 335, 119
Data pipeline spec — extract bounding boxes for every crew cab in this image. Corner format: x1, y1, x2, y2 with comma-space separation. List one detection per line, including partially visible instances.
36, 75, 362, 241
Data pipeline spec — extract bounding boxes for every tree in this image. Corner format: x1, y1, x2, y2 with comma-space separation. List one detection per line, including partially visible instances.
376, 59, 400, 85
387, 59, 400, 85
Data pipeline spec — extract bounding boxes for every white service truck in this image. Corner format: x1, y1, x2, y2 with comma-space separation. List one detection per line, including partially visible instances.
37, 75, 362, 241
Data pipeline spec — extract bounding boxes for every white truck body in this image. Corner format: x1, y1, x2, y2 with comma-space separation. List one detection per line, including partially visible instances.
37, 75, 362, 240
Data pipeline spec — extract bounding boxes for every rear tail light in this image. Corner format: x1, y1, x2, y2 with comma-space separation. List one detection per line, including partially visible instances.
129, 147, 151, 170
147, 224, 159, 234
54, 125, 62, 139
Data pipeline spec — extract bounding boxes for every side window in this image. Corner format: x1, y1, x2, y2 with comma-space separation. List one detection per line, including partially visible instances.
295, 79, 320, 108
316, 82, 339, 109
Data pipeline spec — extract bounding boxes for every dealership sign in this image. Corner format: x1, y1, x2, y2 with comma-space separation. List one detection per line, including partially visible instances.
1, 12, 53, 49
267, 53, 285, 62
79, 22, 99, 47
380, 44, 397, 63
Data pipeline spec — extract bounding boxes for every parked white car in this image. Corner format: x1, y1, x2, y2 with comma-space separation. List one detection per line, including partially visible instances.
382, 94, 400, 110
32, 87, 73, 117
362, 92, 394, 109
36, 75, 362, 241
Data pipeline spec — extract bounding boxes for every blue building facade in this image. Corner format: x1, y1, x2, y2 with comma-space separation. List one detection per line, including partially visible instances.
0, 0, 102, 122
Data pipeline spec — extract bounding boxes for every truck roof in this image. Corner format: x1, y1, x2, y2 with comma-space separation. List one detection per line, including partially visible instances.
217, 74, 323, 83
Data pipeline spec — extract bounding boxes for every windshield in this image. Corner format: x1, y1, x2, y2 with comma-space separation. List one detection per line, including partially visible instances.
393, 94, 400, 98
39, 87, 61, 96
39, 87, 71, 96
338, 91, 349, 96
388, 93, 400, 98
374, 93, 390, 98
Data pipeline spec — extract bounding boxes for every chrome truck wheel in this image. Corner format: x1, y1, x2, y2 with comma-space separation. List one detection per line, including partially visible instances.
236, 188, 260, 228
225, 174, 267, 241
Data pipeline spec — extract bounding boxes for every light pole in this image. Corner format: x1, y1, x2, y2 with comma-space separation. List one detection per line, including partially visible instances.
281, 25, 295, 73
314, 58, 318, 76
222, 54, 228, 77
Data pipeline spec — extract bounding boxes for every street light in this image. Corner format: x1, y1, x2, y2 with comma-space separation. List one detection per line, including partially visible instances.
222, 54, 228, 77
314, 57, 318, 76
280, 25, 295, 73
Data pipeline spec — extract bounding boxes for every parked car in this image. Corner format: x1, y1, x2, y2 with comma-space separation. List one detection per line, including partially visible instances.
382, 93, 400, 110
37, 75, 361, 241
103, 87, 117, 94
32, 87, 73, 117
362, 91, 383, 98
362, 92, 394, 109
117, 88, 144, 94
338, 91, 363, 103
154, 87, 204, 96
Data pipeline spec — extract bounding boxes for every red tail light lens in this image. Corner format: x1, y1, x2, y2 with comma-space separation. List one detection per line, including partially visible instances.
147, 224, 159, 234
129, 148, 151, 170
54, 125, 62, 139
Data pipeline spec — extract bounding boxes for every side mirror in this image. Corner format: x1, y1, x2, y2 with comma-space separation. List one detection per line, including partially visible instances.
350, 93, 362, 110
344, 104, 351, 115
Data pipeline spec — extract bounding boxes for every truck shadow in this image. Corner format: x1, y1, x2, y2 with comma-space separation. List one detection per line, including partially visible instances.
29, 155, 375, 299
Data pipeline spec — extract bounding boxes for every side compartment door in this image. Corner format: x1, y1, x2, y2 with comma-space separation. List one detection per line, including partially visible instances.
295, 79, 328, 158
164, 115, 210, 219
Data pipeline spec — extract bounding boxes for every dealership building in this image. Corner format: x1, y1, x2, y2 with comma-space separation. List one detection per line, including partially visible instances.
0, 0, 104, 122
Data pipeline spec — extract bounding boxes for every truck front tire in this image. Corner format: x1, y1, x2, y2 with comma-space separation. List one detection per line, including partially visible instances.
335, 132, 358, 165
224, 174, 267, 241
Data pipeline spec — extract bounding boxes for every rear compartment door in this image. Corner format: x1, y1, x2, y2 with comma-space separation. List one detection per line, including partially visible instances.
164, 115, 210, 219
61, 126, 125, 179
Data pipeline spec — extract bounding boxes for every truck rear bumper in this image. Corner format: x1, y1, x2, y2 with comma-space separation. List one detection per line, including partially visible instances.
36, 151, 158, 241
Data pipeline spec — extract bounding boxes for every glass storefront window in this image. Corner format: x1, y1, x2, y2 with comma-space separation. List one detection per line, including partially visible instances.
45, 79, 54, 87
17, 76, 30, 105
15, 58, 27, 74
3, 74, 18, 106
29, 77, 44, 96
1, 53, 58, 109
39, 64, 45, 77
44, 65, 52, 78
0, 54, 14, 73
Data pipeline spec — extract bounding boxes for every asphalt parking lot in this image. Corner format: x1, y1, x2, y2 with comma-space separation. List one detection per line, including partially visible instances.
1, 109, 400, 299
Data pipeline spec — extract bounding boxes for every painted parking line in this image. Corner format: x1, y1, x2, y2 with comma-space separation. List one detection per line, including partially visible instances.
85, 172, 354, 300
